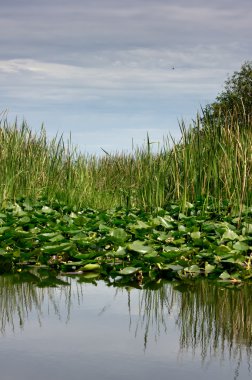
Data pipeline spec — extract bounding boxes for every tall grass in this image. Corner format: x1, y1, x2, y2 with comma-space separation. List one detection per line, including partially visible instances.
0, 109, 251, 211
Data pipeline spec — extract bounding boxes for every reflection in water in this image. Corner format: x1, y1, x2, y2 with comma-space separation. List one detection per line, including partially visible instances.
0, 272, 251, 378
0, 271, 80, 333
135, 280, 252, 380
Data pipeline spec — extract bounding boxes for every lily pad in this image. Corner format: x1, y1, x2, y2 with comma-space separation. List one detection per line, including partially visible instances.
119, 266, 141, 275
222, 229, 239, 241
233, 241, 249, 251
127, 241, 153, 254
81, 263, 101, 272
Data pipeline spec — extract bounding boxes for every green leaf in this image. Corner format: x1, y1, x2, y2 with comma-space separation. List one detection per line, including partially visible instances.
74, 253, 98, 260
186, 265, 200, 274
114, 246, 127, 257
205, 263, 215, 274
144, 251, 158, 259
215, 245, 232, 255
0, 227, 10, 234
119, 266, 141, 275
219, 271, 231, 280
70, 232, 87, 240
178, 224, 187, 232
131, 220, 150, 230
157, 217, 174, 229
49, 234, 65, 242
222, 229, 239, 241
42, 243, 72, 253
40, 232, 61, 238
127, 241, 153, 254
160, 264, 184, 271
109, 228, 127, 243
163, 246, 180, 252
233, 241, 249, 251
41, 206, 54, 214
191, 231, 201, 240
19, 216, 31, 224
81, 263, 101, 272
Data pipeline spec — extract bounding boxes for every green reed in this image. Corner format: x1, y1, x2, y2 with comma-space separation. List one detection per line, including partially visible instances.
0, 108, 251, 211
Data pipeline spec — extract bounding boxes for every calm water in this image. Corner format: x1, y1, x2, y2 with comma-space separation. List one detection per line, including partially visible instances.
0, 272, 251, 380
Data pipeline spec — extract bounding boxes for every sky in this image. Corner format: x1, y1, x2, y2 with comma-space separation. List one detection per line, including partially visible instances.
0, 0, 251, 154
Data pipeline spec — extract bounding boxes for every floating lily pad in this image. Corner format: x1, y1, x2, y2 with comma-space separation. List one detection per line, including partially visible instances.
119, 266, 141, 275
81, 263, 101, 272
127, 241, 153, 254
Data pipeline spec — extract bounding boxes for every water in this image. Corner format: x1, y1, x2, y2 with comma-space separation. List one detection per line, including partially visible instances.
0, 272, 251, 380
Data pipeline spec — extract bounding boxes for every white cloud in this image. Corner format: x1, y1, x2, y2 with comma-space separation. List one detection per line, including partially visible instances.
0, 0, 251, 153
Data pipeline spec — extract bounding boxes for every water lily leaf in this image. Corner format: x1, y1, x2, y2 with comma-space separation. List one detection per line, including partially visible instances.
178, 213, 187, 219
49, 234, 65, 242
163, 246, 180, 252
19, 216, 31, 224
40, 232, 60, 239
42, 243, 72, 253
115, 246, 127, 257
178, 224, 187, 232
233, 241, 249, 251
222, 229, 239, 241
221, 257, 236, 263
173, 238, 185, 246
74, 253, 98, 260
160, 264, 184, 271
205, 263, 215, 274
41, 206, 54, 214
157, 217, 174, 229
14, 228, 30, 237
109, 228, 127, 243
0, 227, 10, 234
81, 263, 101, 272
191, 231, 201, 240
127, 241, 152, 254
70, 232, 87, 240
131, 220, 150, 229
219, 271, 231, 280
144, 251, 158, 259
98, 224, 111, 233
13, 204, 26, 216
119, 266, 141, 275
186, 264, 200, 274
202, 222, 217, 232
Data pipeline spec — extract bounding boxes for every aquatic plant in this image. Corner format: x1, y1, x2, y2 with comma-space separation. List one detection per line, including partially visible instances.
0, 199, 252, 282
0, 107, 251, 212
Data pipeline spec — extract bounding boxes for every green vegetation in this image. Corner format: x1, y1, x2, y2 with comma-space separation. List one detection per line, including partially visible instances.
0, 62, 252, 281
0, 107, 252, 212
203, 60, 252, 123
0, 198, 252, 282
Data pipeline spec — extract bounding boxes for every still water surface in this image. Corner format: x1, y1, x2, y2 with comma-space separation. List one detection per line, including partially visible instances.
0, 272, 251, 380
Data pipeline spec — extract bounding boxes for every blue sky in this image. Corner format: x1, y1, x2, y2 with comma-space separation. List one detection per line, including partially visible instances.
0, 0, 251, 154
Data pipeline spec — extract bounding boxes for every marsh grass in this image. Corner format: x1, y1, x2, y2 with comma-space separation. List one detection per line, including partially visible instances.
0, 109, 251, 211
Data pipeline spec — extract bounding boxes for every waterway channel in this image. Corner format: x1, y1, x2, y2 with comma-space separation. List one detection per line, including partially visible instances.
0, 272, 251, 380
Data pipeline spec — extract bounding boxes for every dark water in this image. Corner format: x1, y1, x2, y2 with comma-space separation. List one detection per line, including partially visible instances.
0, 272, 251, 380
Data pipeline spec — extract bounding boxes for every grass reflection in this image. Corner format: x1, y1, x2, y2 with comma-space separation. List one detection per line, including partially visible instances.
175, 281, 252, 358
0, 272, 251, 376
135, 280, 252, 379
0, 271, 77, 334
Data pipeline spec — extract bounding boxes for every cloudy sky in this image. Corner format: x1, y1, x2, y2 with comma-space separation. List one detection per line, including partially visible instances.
0, 0, 251, 154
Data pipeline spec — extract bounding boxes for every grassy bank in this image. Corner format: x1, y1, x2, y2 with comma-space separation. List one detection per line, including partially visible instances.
0, 109, 251, 212
1, 110, 252, 281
